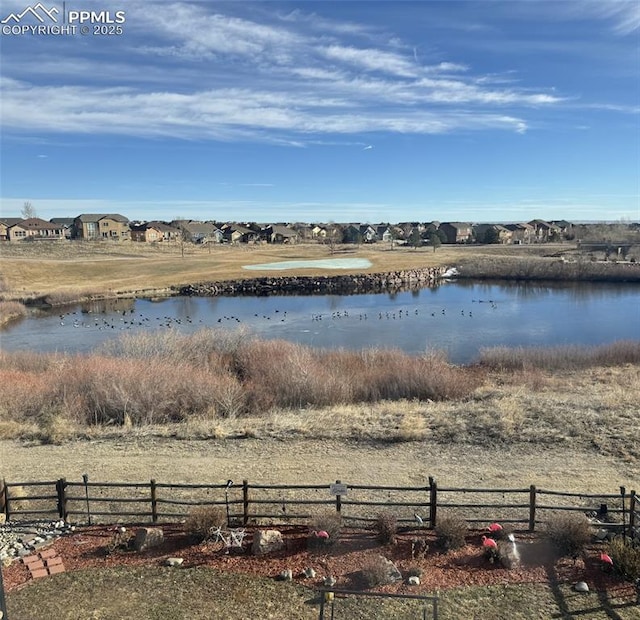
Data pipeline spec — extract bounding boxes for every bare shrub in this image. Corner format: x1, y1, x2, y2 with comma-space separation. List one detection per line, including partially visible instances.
42, 288, 86, 306
608, 537, 640, 580
360, 555, 400, 587
0, 369, 52, 421
545, 513, 592, 557
458, 256, 640, 283
308, 511, 342, 548
239, 339, 340, 412
185, 505, 227, 542
61, 355, 223, 425
406, 566, 423, 578
0, 301, 27, 324
374, 512, 398, 545
0, 351, 57, 373
37, 407, 77, 444
478, 341, 640, 371
434, 514, 468, 551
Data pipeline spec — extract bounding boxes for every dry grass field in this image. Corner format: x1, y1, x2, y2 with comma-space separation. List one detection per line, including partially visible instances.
0, 239, 562, 301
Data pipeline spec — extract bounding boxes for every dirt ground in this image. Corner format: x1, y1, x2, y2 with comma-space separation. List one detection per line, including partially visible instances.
2, 438, 638, 492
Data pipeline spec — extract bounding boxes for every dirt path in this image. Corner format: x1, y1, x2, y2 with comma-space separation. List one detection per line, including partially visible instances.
2, 438, 637, 492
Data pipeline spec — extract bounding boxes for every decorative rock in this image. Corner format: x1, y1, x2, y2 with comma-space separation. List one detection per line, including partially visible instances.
408, 576, 421, 586
324, 576, 337, 587
594, 529, 609, 541
164, 557, 184, 567
276, 569, 293, 581
252, 530, 284, 556
574, 581, 589, 593
302, 567, 316, 579
377, 556, 402, 584
133, 527, 164, 552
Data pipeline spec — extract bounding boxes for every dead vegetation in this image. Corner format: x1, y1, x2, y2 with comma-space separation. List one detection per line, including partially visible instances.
0, 337, 638, 463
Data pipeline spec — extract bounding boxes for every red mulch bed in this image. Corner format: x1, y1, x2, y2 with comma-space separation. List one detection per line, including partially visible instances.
4, 524, 637, 603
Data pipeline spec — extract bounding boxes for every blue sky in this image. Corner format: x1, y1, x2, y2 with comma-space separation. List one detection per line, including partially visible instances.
1, 0, 638, 223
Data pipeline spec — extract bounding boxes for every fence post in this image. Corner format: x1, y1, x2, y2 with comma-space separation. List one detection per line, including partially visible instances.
150, 479, 158, 524
0, 479, 6, 521
620, 486, 626, 538
242, 480, 249, 525
4, 482, 11, 522
630, 490, 637, 533
529, 485, 537, 531
335, 480, 342, 514
56, 478, 67, 521
429, 477, 437, 529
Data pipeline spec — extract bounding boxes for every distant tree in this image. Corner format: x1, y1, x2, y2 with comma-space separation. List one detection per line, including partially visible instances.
427, 232, 442, 253
326, 224, 342, 254
389, 227, 402, 250
484, 227, 500, 244
409, 228, 422, 249
21, 201, 36, 219
179, 227, 191, 258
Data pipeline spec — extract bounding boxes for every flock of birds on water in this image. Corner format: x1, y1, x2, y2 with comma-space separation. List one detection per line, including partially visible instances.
52, 298, 500, 333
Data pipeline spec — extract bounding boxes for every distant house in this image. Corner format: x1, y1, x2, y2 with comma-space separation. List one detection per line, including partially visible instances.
376, 225, 394, 244
223, 224, 259, 244
343, 224, 377, 244
528, 219, 561, 242
0, 218, 23, 241
504, 223, 534, 244
290, 223, 313, 241
50, 218, 74, 239
174, 221, 220, 244
472, 224, 512, 244
265, 224, 299, 244
6, 218, 65, 241
439, 222, 473, 244
130, 221, 181, 242
311, 225, 327, 240
73, 214, 130, 240
551, 220, 574, 239
148, 221, 182, 242
130, 222, 164, 243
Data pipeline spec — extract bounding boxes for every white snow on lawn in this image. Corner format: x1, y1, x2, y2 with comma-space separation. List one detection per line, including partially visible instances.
243, 258, 372, 271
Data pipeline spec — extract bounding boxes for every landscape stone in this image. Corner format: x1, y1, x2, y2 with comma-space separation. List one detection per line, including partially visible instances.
378, 556, 402, 584
252, 530, 284, 555
408, 576, 421, 586
164, 557, 184, 567
133, 527, 164, 552
574, 581, 589, 593
277, 569, 293, 581
302, 567, 316, 579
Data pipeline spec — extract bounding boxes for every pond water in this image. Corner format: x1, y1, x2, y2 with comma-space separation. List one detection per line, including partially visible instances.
1, 280, 639, 364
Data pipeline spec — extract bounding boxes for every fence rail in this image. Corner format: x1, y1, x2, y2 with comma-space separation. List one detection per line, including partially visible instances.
0, 477, 636, 538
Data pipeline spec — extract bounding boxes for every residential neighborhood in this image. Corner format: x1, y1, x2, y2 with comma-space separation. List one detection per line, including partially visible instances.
0, 212, 585, 246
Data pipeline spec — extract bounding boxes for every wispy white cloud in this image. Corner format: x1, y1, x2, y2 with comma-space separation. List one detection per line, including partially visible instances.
0, 0, 609, 146
321, 44, 418, 77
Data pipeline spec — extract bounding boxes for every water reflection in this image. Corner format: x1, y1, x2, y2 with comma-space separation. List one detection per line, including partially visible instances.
1, 281, 638, 364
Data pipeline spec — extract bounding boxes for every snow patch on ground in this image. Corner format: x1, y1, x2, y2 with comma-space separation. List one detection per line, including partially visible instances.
243, 258, 372, 271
